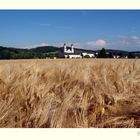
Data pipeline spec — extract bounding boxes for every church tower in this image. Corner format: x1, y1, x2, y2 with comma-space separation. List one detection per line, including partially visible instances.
63, 43, 67, 52
71, 44, 74, 53
63, 43, 74, 53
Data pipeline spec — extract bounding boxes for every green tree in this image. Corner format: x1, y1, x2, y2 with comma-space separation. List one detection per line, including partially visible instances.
128, 52, 135, 59
97, 48, 107, 58
108, 52, 113, 58
83, 55, 90, 58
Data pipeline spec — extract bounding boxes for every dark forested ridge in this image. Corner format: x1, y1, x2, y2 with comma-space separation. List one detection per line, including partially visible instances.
0, 45, 140, 59
0, 46, 59, 59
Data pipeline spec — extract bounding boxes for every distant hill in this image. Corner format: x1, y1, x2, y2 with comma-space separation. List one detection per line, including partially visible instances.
131, 51, 140, 54
101, 49, 129, 55
30, 46, 59, 53
0, 45, 140, 59
0, 45, 132, 54
0, 45, 61, 59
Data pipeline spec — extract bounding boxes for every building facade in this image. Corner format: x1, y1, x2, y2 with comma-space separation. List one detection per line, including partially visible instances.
59, 43, 95, 58
63, 43, 82, 58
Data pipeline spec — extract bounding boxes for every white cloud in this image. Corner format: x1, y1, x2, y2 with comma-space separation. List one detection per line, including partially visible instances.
24, 43, 49, 49
73, 42, 80, 48
87, 39, 107, 47
119, 36, 140, 45
54, 42, 80, 48
24, 42, 80, 49
109, 35, 140, 51
137, 41, 140, 45
118, 35, 127, 38
131, 36, 139, 40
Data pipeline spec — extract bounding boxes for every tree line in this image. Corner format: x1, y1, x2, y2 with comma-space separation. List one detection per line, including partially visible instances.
0, 46, 138, 59
97, 48, 137, 58
0, 47, 59, 59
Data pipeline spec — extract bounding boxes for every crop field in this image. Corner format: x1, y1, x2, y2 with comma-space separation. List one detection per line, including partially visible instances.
0, 59, 140, 128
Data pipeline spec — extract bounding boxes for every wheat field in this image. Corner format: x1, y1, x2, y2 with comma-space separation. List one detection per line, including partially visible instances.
0, 59, 140, 128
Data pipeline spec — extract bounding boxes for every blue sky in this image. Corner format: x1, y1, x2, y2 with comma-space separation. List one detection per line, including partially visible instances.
0, 10, 140, 51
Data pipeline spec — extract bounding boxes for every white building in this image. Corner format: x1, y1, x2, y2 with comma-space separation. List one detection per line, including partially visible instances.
82, 52, 95, 58
63, 43, 82, 58
113, 55, 120, 59
64, 43, 74, 53
59, 43, 95, 58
